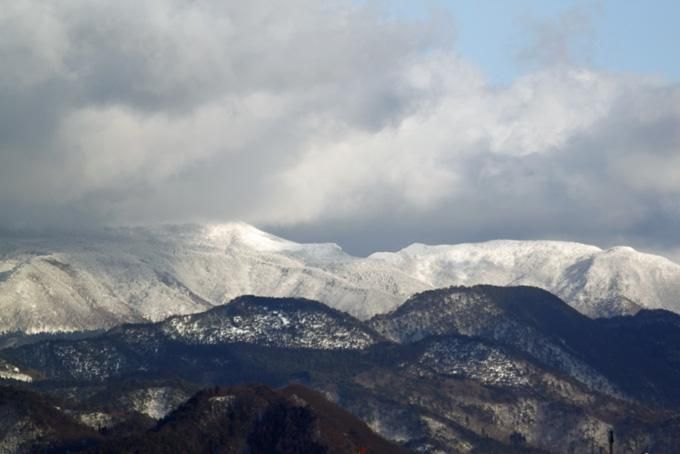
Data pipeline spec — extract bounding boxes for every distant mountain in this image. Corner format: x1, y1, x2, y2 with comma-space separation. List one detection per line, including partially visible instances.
0, 224, 426, 333
369, 240, 680, 317
1, 223, 680, 333
4, 292, 680, 453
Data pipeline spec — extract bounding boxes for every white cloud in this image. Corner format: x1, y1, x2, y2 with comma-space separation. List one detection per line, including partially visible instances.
265, 64, 625, 224
1, 0, 679, 255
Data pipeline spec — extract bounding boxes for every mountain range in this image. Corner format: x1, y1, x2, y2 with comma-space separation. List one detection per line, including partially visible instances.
1, 223, 680, 333
3, 288, 680, 452
3, 223, 680, 451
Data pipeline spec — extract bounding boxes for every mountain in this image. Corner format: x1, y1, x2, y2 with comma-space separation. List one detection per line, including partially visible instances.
51, 384, 406, 454
2, 223, 680, 333
0, 383, 403, 454
370, 285, 620, 396
0, 296, 387, 383
158, 295, 386, 350
4, 293, 680, 453
0, 385, 100, 453
370, 285, 680, 407
369, 240, 680, 317
0, 224, 426, 333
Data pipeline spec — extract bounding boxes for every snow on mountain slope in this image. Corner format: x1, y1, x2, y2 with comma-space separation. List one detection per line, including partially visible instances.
0, 358, 32, 383
370, 286, 624, 397
369, 240, 680, 317
1, 223, 680, 333
0, 224, 427, 333
160, 296, 385, 350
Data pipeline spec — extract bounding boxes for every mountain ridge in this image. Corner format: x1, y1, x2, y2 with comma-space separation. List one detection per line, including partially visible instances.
370, 285, 680, 407
2, 223, 680, 333
4, 289, 680, 452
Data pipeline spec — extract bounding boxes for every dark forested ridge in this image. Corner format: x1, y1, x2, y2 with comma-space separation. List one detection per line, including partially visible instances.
0, 383, 404, 453
2, 288, 680, 452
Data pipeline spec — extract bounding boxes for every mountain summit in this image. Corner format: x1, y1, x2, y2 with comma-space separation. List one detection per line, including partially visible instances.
1, 223, 680, 333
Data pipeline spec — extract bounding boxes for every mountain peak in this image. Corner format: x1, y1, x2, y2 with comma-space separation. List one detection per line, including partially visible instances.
160, 295, 386, 350
605, 245, 636, 253
2, 223, 680, 333
370, 285, 579, 343
203, 222, 298, 252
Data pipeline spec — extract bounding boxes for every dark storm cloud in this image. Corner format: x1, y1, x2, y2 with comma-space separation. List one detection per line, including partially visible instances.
1, 1, 680, 258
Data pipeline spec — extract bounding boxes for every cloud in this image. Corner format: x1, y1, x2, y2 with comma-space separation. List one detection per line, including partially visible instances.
1, 0, 680, 258
0, 0, 450, 219
517, 3, 601, 68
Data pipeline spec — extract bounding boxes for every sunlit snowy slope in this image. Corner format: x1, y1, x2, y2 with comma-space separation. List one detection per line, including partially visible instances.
0, 224, 426, 333
369, 240, 680, 317
1, 222, 679, 332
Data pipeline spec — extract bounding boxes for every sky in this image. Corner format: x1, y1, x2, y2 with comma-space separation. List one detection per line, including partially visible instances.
395, 0, 680, 84
1, 0, 679, 258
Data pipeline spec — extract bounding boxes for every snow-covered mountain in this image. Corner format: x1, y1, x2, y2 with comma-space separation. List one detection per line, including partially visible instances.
1, 222, 680, 333
0, 223, 426, 333
369, 240, 680, 317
